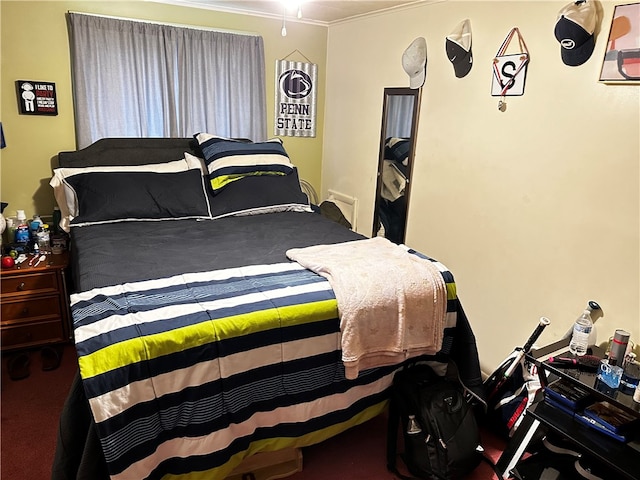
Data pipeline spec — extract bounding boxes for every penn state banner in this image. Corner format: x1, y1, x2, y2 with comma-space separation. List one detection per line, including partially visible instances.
275, 60, 317, 137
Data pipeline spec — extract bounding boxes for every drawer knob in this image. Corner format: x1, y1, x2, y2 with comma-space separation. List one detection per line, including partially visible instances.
22, 307, 29, 315
17, 282, 26, 291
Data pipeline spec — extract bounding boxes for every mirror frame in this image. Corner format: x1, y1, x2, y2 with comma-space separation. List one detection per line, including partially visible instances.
372, 87, 422, 241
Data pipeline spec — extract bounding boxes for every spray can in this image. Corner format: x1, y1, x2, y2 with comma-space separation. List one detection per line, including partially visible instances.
609, 329, 631, 366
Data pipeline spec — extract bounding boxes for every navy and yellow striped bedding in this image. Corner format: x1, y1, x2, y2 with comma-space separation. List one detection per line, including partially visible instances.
68, 213, 464, 480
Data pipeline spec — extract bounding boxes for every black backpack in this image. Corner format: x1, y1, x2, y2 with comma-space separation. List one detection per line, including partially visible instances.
386, 362, 484, 480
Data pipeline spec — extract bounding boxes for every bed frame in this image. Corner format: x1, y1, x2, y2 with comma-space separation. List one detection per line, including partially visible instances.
52, 137, 484, 480
58, 137, 197, 168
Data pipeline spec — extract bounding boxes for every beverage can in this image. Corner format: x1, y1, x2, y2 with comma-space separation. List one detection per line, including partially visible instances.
609, 329, 631, 366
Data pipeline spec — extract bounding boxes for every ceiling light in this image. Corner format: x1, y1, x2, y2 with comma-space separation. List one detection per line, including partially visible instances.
281, 5, 287, 36
281, 1, 304, 36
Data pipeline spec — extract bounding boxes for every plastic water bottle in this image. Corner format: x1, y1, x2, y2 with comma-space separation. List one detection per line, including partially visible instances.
36, 224, 51, 254
569, 309, 593, 356
585, 300, 601, 348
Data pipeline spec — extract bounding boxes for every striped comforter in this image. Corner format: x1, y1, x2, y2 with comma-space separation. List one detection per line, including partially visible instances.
71, 254, 459, 480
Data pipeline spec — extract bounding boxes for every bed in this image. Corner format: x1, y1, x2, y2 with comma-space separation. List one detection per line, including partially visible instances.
50, 136, 483, 480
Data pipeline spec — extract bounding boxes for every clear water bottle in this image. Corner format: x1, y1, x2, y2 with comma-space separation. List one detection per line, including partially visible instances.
585, 300, 601, 348
569, 309, 593, 356
36, 224, 51, 254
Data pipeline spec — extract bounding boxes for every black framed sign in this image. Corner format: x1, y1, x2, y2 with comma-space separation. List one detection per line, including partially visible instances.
16, 80, 58, 115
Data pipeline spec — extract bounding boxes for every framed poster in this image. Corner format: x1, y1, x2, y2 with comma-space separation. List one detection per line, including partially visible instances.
599, 3, 640, 83
16, 80, 58, 115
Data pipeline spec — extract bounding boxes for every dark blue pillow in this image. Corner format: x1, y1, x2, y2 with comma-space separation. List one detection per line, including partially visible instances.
67, 169, 212, 226
208, 167, 311, 219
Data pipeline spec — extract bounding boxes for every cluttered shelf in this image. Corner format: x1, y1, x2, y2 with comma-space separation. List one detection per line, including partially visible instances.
496, 333, 640, 480
537, 348, 640, 417
526, 400, 640, 480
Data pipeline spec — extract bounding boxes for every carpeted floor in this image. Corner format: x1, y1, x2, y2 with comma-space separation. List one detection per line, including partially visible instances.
1, 343, 79, 480
1, 343, 505, 479
287, 411, 506, 480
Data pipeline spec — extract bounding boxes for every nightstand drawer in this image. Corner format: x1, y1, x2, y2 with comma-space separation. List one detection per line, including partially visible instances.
1, 271, 59, 296
1, 319, 65, 349
1, 295, 62, 323
1, 252, 70, 352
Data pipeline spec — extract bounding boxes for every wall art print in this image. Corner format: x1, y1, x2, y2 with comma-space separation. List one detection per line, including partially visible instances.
599, 2, 640, 83
16, 80, 58, 115
275, 60, 317, 138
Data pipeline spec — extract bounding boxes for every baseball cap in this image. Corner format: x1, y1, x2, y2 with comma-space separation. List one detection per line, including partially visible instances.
402, 37, 427, 89
554, 0, 597, 66
446, 19, 473, 78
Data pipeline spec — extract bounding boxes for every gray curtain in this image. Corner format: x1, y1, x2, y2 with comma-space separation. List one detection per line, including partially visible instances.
67, 13, 267, 148
385, 95, 414, 139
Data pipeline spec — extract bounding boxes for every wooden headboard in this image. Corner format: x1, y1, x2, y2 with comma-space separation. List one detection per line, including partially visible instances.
57, 138, 198, 168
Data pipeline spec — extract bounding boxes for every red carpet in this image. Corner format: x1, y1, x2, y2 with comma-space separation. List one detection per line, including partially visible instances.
1, 343, 505, 479
1, 343, 79, 480
288, 412, 505, 480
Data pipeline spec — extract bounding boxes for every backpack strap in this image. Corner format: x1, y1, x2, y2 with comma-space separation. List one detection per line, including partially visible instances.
386, 376, 422, 480
446, 360, 487, 407
386, 389, 402, 476
448, 359, 504, 479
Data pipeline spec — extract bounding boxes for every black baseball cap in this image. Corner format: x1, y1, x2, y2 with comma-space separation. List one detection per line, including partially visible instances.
554, 0, 597, 66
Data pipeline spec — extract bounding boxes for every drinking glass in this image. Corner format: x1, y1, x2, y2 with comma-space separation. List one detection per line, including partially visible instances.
621, 358, 640, 395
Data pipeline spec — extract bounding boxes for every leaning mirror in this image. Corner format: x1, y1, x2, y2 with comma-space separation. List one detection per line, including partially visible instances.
372, 87, 421, 244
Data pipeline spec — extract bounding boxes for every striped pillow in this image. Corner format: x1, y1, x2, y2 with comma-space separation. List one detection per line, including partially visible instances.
195, 133, 293, 193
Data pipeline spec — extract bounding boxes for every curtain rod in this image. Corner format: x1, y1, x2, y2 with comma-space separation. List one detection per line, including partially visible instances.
67, 11, 260, 37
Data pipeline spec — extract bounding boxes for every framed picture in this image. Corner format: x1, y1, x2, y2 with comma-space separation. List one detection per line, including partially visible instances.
599, 3, 640, 83
15, 80, 58, 115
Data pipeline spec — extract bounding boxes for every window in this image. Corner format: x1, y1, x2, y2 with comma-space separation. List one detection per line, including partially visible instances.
68, 13, 267, 148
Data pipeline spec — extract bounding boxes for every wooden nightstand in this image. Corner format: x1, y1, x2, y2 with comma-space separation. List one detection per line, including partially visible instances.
1, 252, 71, 352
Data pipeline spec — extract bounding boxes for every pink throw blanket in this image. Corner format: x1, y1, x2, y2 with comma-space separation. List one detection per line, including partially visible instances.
286, 237, 446, 379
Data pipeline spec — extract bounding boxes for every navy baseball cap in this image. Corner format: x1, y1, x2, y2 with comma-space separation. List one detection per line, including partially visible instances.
554, 0, 597, 66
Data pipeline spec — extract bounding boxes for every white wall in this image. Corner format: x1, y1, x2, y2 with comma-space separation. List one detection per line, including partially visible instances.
323, 1, 640, 373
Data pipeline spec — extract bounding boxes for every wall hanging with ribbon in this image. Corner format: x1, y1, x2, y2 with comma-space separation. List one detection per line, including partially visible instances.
275, 50, 317, 137
491, 27, 530, 112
